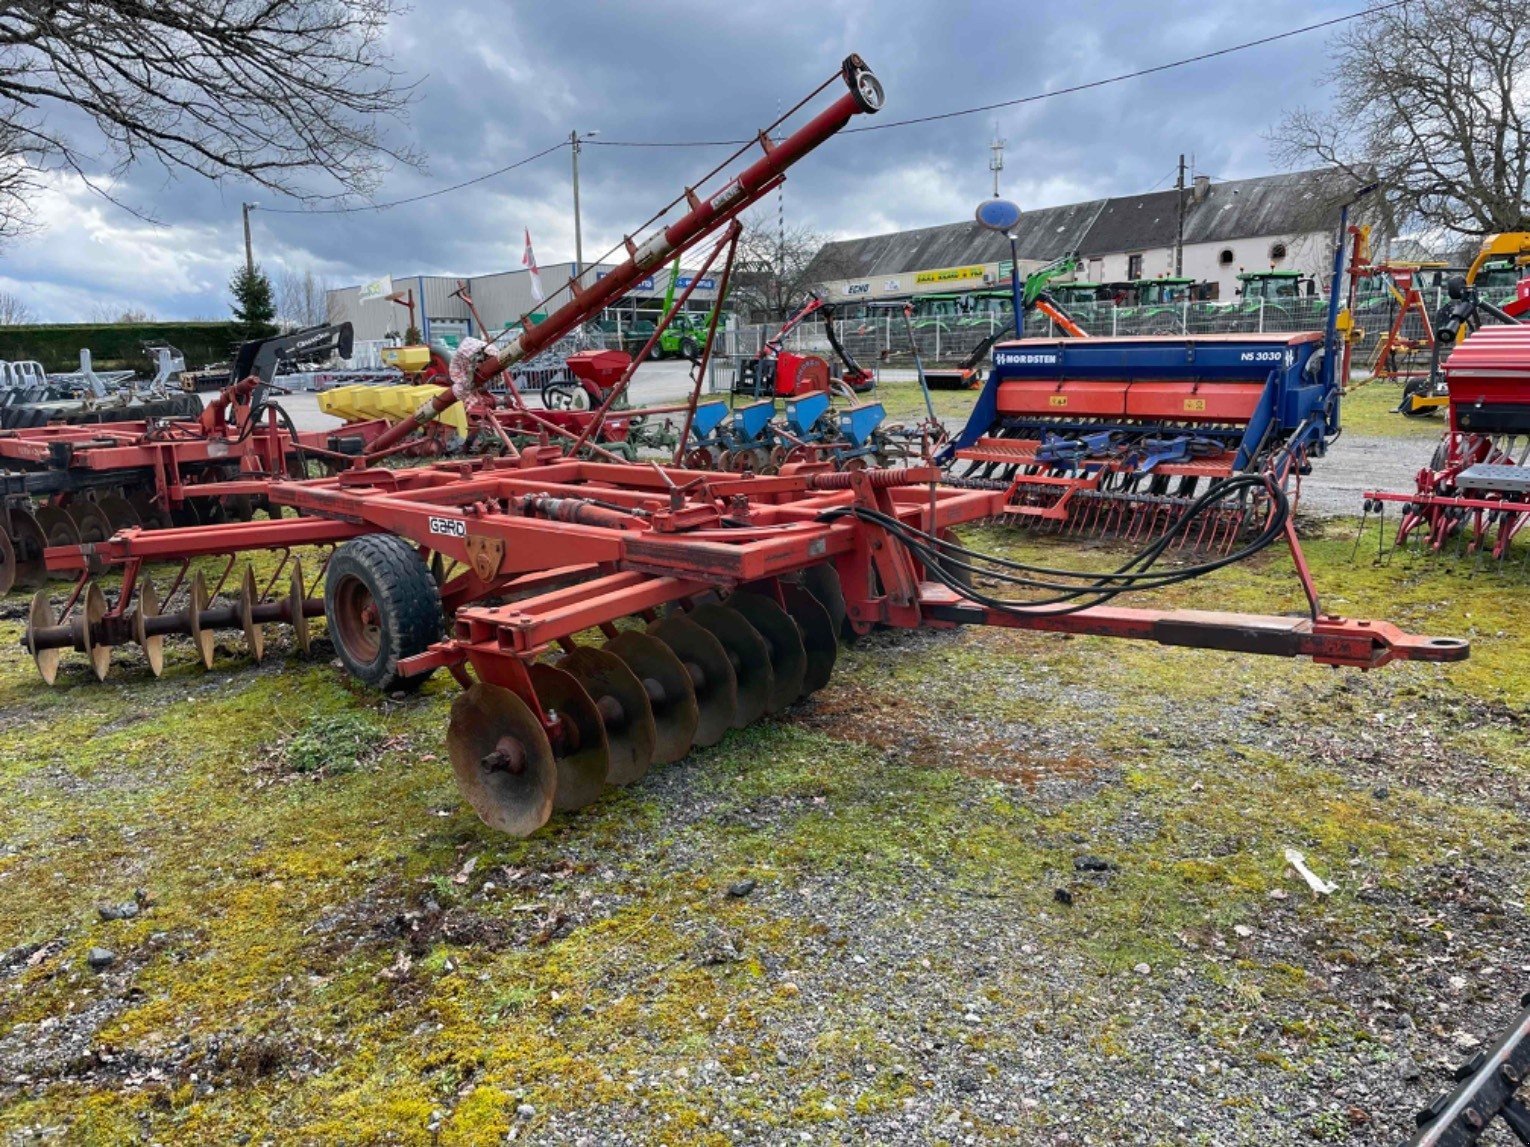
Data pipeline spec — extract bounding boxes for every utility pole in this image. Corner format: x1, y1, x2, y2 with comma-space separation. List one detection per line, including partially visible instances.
1174, 154, 1186, 277
990, 126, 1006, 198
570, 130, 584, 282
241, 202, 258, 275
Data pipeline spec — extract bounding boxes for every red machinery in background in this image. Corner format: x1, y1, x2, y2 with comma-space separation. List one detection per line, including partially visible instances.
1363, 324, 1530, 562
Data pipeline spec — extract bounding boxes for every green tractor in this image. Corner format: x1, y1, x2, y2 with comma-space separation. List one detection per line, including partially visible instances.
1210, 269, 1324, 332
1117, 276, 1205, 334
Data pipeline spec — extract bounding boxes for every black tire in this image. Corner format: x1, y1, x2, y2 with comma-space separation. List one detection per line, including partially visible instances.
680, 337, 699, 360
324, 534, 443, 692
647, 342, 664, 361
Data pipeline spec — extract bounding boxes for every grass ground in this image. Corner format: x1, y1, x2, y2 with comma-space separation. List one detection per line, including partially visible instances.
0, 517, 1525, 1144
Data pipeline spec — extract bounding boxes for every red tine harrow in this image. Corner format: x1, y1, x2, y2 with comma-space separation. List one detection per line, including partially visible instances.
15, 57, 1469, 841
1363, 325, 1530, 566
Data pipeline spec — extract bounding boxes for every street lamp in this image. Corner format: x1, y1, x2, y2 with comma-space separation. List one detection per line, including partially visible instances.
570, 130, 599, 282
241, 202, 260, 275
974, 197, 1024, 337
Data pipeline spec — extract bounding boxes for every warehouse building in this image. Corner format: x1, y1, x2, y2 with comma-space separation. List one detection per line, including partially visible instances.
804, 168, 1353, 305
325, 261, 723, 347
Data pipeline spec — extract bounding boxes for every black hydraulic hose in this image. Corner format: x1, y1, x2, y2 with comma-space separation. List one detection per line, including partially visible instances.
817, 473, 1289, 615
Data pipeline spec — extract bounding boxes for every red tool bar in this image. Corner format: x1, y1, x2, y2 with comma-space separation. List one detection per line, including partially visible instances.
364, 55, 883, 456
457, 571, 716, 653
1364, 489, 1530, 514
916, 585, 1469, 668
44, 517, 371, 571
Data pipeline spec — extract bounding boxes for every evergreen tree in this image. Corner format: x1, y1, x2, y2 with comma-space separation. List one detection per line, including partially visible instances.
230, 264, 278, 342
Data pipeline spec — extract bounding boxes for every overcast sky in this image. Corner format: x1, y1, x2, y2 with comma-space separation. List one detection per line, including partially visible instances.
2, 0, 1361, 322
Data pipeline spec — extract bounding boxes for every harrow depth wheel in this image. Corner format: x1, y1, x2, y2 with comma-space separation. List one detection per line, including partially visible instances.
447, 683, 557, 837
324, 534, 444, 692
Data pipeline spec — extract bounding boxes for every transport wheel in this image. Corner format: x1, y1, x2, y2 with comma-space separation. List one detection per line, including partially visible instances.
324, 533, 443, 692
9, 510, 49, 589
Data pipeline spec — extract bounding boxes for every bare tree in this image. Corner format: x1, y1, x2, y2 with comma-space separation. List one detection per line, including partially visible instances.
1270, 0, 1530, 241
0, 289, 33, 323
0, 1, 420, 246
729, 211, 841, 323
275, 267, 332, 329
86, 301, 155, 323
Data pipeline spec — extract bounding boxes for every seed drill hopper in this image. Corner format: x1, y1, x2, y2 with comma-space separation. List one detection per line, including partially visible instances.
19, 59, 1468, 844
940, 332, 1340, 548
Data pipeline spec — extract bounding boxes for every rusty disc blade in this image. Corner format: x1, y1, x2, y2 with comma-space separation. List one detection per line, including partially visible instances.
529, 663, 609, 812
558, 645, 657, 786
290, 560, 311, 655
799, 563, 847, 637
126, 489, 172, 531
134, 580, 164, 677
83, 581, 110, 681
604, 629, 699, 764
781, 585, 837, 695
68, 501, 114, 547
96, 494, 141, 533
0, 524, 14, 595
688, 602, 771, 730
239, 565, 265, 662
188, 571, 214, 669
27, 590, 60, 685
648, 614, 736, 748
9, 510, 48, 589
726, 592, 807, 713
447, 683, 556, 837
34, 506, 81, 553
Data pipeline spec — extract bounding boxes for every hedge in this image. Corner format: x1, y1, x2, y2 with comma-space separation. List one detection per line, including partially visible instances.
0, 322, 245, 373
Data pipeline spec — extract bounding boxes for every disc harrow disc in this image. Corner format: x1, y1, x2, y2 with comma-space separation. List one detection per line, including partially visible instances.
188, 571, 214, 669
529, 663, 609, 812
290, 561, 311, 655
558, 646, 657, 786
604, 629, 699, 764
0, 525, 14, 596
447, 683, 557, 837
781, 585, 837, 695
68, 501, 114, 547
134, 580, 164, 677
34, 506, 81, 552
96, 494, 141, 533
800, 563, 848, 636
726, 592, 807, 712
83, 581, 110, 681
688, 602, 771, 730
9, 511, 48, 589
26, 591, 60, 684
238, 565, 265, 662
648, 615, 736, 748
126, 490, 172, 531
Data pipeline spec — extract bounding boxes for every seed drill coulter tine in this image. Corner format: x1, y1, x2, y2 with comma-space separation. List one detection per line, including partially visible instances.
20, 59, 1469, 842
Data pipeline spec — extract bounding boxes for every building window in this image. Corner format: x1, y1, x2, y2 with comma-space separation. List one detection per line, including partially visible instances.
1219, 248, 1235, 266
1269, 241, 1288, 262
1127, 253, 1144, 279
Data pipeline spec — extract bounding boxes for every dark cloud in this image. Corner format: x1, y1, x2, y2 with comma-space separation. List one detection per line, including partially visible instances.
4, 1, 1353, 320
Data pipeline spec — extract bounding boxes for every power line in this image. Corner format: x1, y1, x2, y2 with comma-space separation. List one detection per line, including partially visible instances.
590, 2, 1405, 147
262, 140, 569, 215
261, 2, 1402, 212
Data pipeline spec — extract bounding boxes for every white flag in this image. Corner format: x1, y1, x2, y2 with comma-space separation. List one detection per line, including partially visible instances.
522, 228, 545, 304
358, 274, 393, 303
